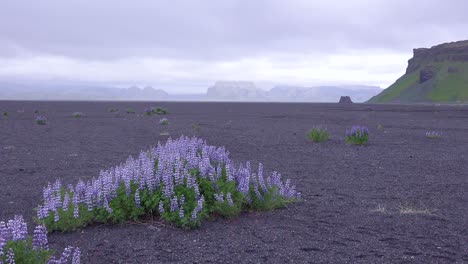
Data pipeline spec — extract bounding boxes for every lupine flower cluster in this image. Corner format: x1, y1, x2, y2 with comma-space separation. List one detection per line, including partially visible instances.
425, 131, 441, 138
36, 116, 47, 125
159, 118, 169, 125
0, 215, 80, 264
306, 127, 329, 142
345, 125, 369, 145
72, 112, 84, 118
37, 136, 299, 231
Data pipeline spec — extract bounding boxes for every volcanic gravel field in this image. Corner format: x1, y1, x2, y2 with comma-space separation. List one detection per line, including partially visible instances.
0, 101, 467, 264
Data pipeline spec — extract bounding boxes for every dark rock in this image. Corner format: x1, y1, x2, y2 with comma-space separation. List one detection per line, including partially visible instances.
419, 66, 435, 83
406, 40, 468, 74
339, 96, 353, 104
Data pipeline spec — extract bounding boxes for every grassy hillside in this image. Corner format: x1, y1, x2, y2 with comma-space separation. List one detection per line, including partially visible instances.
369, 40, 468, 103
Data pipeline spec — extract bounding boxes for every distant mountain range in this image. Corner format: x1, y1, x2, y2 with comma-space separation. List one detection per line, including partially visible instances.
207, 81, 381, 102
0, 81, 381, 102
369, 40, 468, 103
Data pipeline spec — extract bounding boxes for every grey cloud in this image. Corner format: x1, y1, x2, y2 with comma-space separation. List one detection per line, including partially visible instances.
1, 0, 468, 60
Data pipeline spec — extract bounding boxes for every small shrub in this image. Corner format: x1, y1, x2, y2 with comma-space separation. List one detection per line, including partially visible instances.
154, 107, 168, 115
0, 215, 81, 263
37, 136, 300, 231
159, 118, 169, 125
144, 107, 168, 116
2, 112, 7, 117
425, 131, 441, 138
306, 127, 329, 142
35, 116, 47, 125
126, 108, 135, 114
34, 110, 40, 114
345, 125, 369, 145
72, 112, 84, 118
109, 108, 119, 113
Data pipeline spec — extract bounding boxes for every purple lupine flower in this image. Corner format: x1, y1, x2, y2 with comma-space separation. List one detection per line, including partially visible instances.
134, 189, 141, 208
103, 198, 112, 214
191, 208, 198, 220
170, 196, 179, 212
257, 163, 267, 192
0, 234, 5, 257
197, 196, 204, 212
72, 247, 81, 264
32, 225, 48, 250
7, 215, 27, 241
179, 195, 185, 206
35, 115, 47, 125
53, 210, 60, 222
0, 221, 8, 241
214, 193, 224, 203
226, 192, 234, 207
63, 193, 70, 212
158, 201, 165, 214
73, 205, 79, 219
6, 248, 14, 264
179, 207, 184, 219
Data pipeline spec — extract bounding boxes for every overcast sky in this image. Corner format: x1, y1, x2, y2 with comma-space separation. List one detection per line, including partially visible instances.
0, 0, 467, 93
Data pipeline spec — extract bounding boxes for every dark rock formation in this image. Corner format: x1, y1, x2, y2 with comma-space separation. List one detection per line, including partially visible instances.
406, 40, 468, 74
419, 65, 435, 83
339, 96, 353, 104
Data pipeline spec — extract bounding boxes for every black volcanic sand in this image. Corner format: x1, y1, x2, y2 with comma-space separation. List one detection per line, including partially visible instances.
0, 101, 467, 264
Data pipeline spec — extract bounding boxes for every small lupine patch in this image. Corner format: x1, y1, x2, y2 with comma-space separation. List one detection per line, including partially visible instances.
126, 108, 135, 114
159, 118, 169, 125
37, 136, 300, 231
36, 116, 47, 125
0, 215, 80, 264
72, 112, 84, 118
345, 125, 369, 145
306, 127, 329, 142
425, 131, 441, 138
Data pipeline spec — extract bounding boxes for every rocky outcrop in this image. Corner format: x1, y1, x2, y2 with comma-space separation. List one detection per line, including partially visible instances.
419, 66, 435, 83
406, 40, 468, 74
368, 39, 468, 103
339, 96, 353, 104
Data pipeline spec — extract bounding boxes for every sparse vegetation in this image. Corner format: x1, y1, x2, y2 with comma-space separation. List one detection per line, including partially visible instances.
109, 108, 119, 113
159, 118, 169, 125
72, 112, 84, 118
425, 131, 441, 138
345, 125, 369, 145
306, 127, 329, 142
398, 205, 432, 215
145, 107, 168, 116
377, 124, 384, 130
35, 116, 47, 125
2, 112, 8, 117
126, 108, 135, 114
